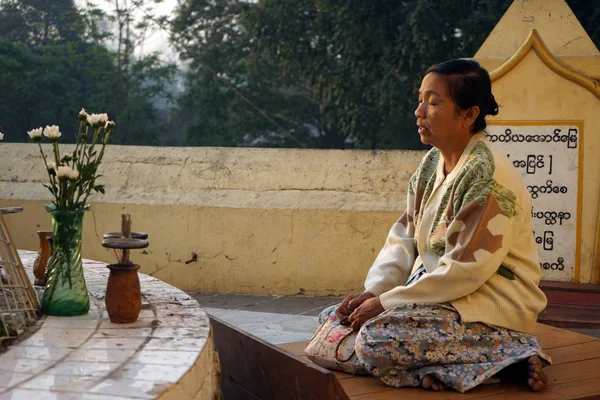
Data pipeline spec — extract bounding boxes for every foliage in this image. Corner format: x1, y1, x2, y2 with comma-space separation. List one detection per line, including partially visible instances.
0, 38, 119, 142
0, 0, 83, 46
244, 0, 515, 149
0, 0, 176, 146
172, 0, 599, 149
98, 0, 178, 145
569, 0, 600, 49
1, 0, 599, 149
170, 0, 332, 148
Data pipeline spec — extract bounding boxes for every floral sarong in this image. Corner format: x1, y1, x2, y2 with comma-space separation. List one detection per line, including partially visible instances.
318, 303, 551, 393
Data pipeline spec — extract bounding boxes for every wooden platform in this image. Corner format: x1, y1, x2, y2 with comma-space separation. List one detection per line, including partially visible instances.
211, 316, 600, 400
281, 323, 600, 399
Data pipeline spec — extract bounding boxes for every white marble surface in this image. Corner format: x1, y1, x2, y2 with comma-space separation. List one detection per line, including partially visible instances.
205, 308, 319, 344
0, 251, 216, 400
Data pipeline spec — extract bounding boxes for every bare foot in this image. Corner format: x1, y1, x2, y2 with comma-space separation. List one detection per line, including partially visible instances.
422, 375, 447, 391
527, 355, 547, 392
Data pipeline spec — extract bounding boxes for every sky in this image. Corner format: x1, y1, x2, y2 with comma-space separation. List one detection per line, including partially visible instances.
77, 0, 179, 60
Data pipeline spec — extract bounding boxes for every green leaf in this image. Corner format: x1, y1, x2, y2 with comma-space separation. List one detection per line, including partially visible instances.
93, 185, 105, 194
497, 266, 515, 280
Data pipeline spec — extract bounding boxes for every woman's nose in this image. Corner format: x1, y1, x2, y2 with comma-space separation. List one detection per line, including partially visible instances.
415, 102, 425, 119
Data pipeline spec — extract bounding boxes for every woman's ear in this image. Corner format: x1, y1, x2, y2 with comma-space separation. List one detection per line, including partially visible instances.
463, 105, 480, 129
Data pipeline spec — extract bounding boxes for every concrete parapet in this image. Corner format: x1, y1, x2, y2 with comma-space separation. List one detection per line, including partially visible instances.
0, 144, 424, 295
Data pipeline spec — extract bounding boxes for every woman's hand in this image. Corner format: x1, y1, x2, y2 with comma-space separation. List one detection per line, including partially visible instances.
335, 292, 375, 322
348, 296, 384, 331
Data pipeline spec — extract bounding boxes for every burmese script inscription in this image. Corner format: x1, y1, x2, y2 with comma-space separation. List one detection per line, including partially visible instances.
486, 123, 581, 282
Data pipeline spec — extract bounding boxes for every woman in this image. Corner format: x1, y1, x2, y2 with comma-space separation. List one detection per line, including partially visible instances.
317, 59, 550, 393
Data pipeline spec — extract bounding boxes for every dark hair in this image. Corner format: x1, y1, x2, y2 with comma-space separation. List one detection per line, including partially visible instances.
425, 59, 499, 133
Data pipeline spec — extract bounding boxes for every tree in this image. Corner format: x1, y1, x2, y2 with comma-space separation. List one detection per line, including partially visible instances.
2, 0, 598, 148
0, 0, 122, 143
87, 0, 178, 145
245, 0, 517, 149
568, 0, 600, 48
0, 0, 177, 146
170, 0, 346, 148
0, 0, 83, 46
169, 0, 600, 149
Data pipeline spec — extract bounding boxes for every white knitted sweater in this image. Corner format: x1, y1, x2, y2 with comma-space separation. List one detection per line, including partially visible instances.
364, 133, 547, 333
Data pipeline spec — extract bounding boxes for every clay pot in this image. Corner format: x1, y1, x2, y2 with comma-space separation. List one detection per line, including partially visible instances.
44, 236, 54, 283
33, 230, 53, 286
105, 263, 141, 323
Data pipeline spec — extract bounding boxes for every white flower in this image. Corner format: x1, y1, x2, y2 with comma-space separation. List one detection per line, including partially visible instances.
43, 125, 61, 140
0, 132, 4, 140
47, 161, 56, 172
27, 127, 43, 140
104, 121, 116, 144
78, 108, 88, 121
87, 113, 109, 127
63, 152, 73, 161
57, 165, 79, 181
86, 114, 99, 126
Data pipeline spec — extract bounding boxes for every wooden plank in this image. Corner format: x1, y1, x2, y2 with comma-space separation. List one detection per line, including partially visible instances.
348, 357, 600, 399
461, 377, 600, 400
340, 375, 526, 399
536, 329, 597, 349
532, 323, 564, 335
333, 339, 600, 386
344, 340, 600, 398
210, 316, 350, 400
544, 340, 600, 364
340, 375, 400, 397
279, 340, 307, 356
350, 378, 600, 400
278, 328, 600, 392
544, 357, 600, 385
349, 385, 526, 400
276, 325, 600, 400
221, 383, 261, 400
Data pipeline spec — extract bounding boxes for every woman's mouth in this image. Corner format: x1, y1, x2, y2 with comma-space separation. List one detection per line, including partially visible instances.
418, 126, 429, 135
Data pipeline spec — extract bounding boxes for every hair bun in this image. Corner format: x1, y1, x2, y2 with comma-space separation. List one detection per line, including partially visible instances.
487, 94, 499, 116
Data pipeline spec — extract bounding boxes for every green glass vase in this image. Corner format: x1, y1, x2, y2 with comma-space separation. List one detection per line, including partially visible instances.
41, 204, 90, 316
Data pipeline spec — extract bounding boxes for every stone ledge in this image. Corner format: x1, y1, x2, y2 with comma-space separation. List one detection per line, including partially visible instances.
0, 250, 219, 400
0, 143, 424, 212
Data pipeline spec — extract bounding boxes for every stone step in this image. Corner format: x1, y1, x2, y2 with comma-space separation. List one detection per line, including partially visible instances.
540, 281, 600, 328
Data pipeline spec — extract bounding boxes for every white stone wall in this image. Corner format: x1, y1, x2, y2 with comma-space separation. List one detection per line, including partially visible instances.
0, 144, 425, 295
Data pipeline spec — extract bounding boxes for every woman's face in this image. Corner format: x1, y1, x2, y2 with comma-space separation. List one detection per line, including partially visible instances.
414, 72, 471, 149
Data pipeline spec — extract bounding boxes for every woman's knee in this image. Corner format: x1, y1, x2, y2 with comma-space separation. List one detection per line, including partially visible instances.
355, 317, 383, 359
354, 327, 371, 361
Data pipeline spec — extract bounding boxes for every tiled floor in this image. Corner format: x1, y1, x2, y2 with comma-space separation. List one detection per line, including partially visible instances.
190, 293, 600, 344
191, 293, 339, 344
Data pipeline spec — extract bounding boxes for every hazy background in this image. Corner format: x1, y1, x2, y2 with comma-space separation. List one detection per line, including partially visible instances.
0, 0, 598, 149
